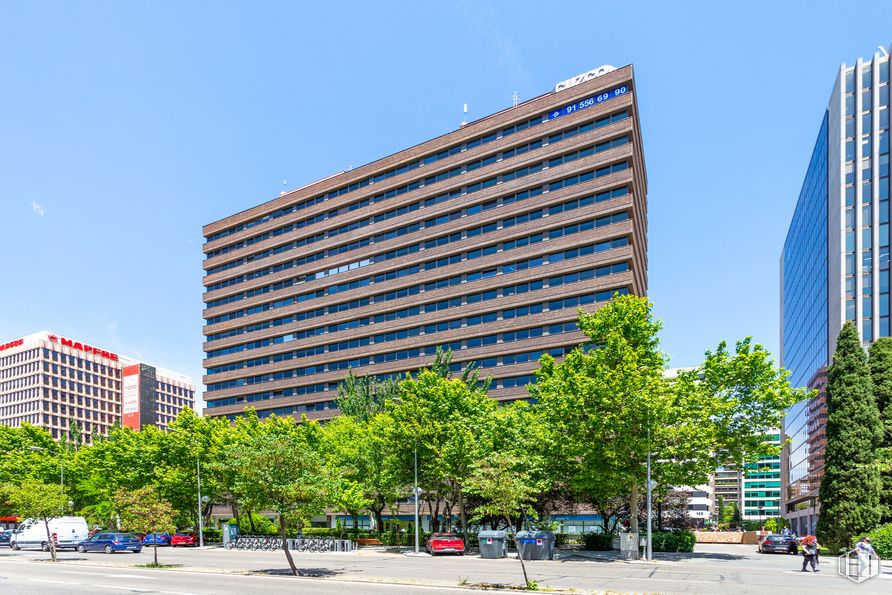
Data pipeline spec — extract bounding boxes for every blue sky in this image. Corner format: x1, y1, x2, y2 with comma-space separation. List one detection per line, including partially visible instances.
1, 1, 890, 406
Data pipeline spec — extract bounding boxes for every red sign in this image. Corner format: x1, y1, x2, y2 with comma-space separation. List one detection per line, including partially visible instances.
0, 338, 24, 352
122, 364, 141, 430
47, 334, 119, 361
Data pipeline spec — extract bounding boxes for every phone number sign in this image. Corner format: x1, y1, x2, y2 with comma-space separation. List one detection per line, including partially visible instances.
548, 85, 629, 120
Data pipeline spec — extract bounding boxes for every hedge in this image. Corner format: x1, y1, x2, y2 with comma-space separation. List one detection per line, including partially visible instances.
583, 532, 615, 550
650, 530, 695, 552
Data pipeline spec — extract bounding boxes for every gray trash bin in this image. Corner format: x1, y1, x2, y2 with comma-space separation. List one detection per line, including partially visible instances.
478, 530, 508, 558
515, 530, 555, 560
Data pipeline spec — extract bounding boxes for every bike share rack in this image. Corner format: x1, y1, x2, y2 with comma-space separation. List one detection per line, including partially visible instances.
225, 534, 356, 552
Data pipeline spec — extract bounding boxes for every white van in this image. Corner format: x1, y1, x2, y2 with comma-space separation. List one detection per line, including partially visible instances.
11, 516, 89, 551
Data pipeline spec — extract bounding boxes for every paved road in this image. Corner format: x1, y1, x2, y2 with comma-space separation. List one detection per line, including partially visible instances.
0, 556, 476, 594
1, 543, 889, 593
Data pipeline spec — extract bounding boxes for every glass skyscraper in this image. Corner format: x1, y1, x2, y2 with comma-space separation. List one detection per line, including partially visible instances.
780, 46, 890, 536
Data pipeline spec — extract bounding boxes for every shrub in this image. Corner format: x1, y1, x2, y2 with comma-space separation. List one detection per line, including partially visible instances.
650, 530, 695, 552
583, 532, 615, 551
855, 523, 892, 558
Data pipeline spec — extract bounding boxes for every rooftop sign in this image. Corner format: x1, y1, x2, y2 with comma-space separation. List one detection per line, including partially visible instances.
47, 334, 119, 361
554, 65, 617, 93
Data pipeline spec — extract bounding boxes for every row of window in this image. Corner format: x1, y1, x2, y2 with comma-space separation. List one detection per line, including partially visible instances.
206, 104, 630, 246
206, 142, 628, 303
207, 262, 625, 378
0, 348, 38, 368
205, 287, 626, 399
207, 240, 627, 360
205, 163, 630, 327
207, 205, 629, 312
207, 116, 629, 275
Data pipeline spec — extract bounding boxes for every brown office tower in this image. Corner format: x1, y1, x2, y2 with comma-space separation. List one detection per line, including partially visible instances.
202, 64, 648, 421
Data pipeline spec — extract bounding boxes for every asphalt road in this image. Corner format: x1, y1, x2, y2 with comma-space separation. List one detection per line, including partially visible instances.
0, 543, 889, 594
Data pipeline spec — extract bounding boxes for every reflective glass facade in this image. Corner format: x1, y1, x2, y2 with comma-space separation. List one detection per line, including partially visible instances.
781, 49, 890, 536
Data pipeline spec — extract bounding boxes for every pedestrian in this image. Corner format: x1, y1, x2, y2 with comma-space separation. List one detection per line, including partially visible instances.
856, 537, 876, 578
781, 527, 789, 537
801, 538, 819, 572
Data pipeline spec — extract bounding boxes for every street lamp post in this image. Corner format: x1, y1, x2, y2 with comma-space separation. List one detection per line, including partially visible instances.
414, 444, 420, 554
646, 424, 654, 562
757, 506, 763, 533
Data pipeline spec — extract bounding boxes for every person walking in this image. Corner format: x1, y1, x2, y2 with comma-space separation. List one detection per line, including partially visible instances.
856, 537, 876, 578
800, 537, 819, 572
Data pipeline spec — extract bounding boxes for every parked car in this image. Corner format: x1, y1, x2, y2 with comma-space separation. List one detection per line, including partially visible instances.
425, 533, 465, 555
142, 532, 171, 546
11, 517, 89, 551
76, 532, 142, 554
0, 530, 11, 547
171, 532, 197, 547
757, 534, 798, 554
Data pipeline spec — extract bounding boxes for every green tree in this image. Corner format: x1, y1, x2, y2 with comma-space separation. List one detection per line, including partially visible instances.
818, 322, 884, 549
4, 478, 69, 561
869, 337, 892, 524
322, 414, 404, 530
388, 369, 496, 537
114, 485, 176, 566
532, 295, 805, 535
465, 452, 538, 588
335, 370, 399, 423
221, 414, 333, 576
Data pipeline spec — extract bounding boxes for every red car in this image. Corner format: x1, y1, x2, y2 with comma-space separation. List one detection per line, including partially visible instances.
170, 532, 197, 547
425, 533, 465, 555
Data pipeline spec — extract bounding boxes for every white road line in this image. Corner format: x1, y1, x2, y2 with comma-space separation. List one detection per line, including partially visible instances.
91, 585, 152, 592
28, 578, 80, 585
62, 571, 152, 579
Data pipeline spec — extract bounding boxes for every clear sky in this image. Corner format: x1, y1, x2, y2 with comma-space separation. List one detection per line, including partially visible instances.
1, 1, 891, 407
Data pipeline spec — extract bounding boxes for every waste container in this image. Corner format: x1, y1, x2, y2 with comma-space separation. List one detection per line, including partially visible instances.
478, 530, 508, 558
515, 530, 556, 560
618, 532, 639, 560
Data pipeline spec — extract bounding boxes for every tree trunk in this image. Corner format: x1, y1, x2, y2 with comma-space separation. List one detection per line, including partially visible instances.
248, 511, 257, 534
232, 501, 241, 531
279, 515, 299, 577
629, 483, 640, 533
153, 532, 159, 566
370, 503, 385, 532
507, 515, 530, 587
44, 516, 57, 562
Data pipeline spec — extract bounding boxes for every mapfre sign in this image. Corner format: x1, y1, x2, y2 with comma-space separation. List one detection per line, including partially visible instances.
554, 65, 617, 92
47, 334, 119, 361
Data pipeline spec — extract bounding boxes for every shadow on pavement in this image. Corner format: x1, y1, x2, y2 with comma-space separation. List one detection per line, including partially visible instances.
252, 567, 343, 578
560, 550, 749, 562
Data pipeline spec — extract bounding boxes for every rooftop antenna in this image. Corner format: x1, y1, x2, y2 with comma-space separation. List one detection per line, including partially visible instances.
280, 180, 287, 196
460, 103, 468, 127
512, 91, 519, 107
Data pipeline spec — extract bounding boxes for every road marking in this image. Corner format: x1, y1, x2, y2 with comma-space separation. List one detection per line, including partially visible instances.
92, 585, 153, 592
28, 578, 80, 585
63, 571, 152, 579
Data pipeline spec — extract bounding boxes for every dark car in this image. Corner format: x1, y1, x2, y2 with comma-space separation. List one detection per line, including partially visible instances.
425, 533, 465, 555
758, 534, 798, 554
76, 532, 142, 554
142, 532, 171, 546
0, 531, 11, 547
171, 532, 197, 547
